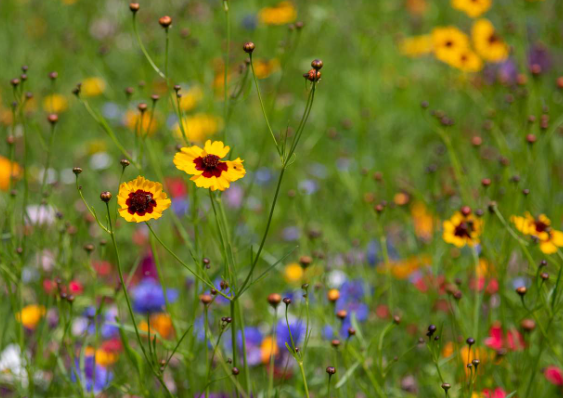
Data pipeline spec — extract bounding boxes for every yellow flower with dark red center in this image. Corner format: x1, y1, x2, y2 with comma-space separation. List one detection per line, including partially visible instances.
399, 35, 433, 58
253, 59, 281, 79
173, 113, 223, 143
81, 77, 106, 97
16, 305, 46, 330
432, 26, 470, 65
449, 48, 483, 72
451, 0, 491, 18
258, 1, 297, 25
123, 110, 159, 136
117, 176, 171, 223
472, 19, 509, 62
443, 210, 483, 247
43, 94, 68, 113
0, 156, 21, 191
173, 140, 245, 191
511, 213, 563, 254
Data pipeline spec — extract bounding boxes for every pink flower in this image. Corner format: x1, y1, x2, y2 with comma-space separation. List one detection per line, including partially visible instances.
545, 366, 563, 386
485, 322, 525, 351
483, 387, 507, 398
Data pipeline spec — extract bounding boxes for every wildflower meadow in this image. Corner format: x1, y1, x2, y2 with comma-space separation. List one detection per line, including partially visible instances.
2, 0, 563, 397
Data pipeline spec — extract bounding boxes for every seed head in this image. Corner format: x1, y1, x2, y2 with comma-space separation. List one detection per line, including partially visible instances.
73, 167, 82, 175
243, 42, 255, 54
159, 16, 172, 28
100, 191, 112, 203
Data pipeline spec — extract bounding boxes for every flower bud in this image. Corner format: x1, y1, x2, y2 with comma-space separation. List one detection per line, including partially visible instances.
100, 191, 112, 202
243, 42, 255, 54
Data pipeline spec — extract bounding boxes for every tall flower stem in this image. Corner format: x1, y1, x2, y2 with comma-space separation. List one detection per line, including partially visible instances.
39, 122, 57, 198
223, 0, 231, 133
267, 307, 277, 398
132, 14, 166, 79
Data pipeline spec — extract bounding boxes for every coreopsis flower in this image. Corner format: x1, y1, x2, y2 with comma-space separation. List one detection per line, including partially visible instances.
173, 113, 223, 143
117, 176, 171, 223
432, 26, 470, 65
472, 19, 509, 63
139, 313, 175, 339
451, 0, 491, 18
399, 35, 433, 58
511, 212, 563, 254
16, 305, 46, 330
178, 86, 204, 111
411, 202, 435, 240
449, 48, 483, 72
42, 93, 68, 113
442, 210, 483, 247
258, 1, 297, 25
260, 336, 279, 364
284, 263, 304, 283
123, 110, 159, 136
0, 155, 21, 191
80, 77, 106, 97
173, 140, 245, 191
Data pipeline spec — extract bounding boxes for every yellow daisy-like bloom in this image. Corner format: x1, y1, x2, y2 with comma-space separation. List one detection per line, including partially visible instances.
472, 19, 509, 63
432, 26, 470, 65
511, 212, 563, 254
117, 176, 171, 223
95, 348, 119, 366
449, 48, 483, 72
81, 77, 106, 97
43, 93, 68, 113
173, 113, 224, 143
378, 255, 431, 280
0, 156, 21, 191
399, 35, 433, 58
179, 86, 204, 112
451, 0, 491, 18
284, 263, 304, 283
411, 202, 435, 240
258, 1, 297, 25
253, 59, 281, 79
442, 210, 483, 247
123, 110, 158, 136
260, 336, 279, 364
16, 305, 46, 330
173, 140, 246, 192
139, 313, 174, 340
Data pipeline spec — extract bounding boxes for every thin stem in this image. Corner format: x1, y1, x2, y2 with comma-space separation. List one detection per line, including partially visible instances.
132, 14, 166, 79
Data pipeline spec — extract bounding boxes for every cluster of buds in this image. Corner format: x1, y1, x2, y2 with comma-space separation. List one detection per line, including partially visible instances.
304, 59, 323, 82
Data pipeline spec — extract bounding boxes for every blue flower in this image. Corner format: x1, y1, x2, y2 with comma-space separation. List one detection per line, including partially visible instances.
276, 319, 305, 351
71, 355, 113, 395
132, 279, 178, 314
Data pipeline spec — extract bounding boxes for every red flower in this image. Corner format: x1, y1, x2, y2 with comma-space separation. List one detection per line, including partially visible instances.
545, 366, 563, 386
483, 387, 507, 398
485, 322, 525, 351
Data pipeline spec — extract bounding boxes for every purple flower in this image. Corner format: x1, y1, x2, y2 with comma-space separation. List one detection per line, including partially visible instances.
71, 355, 113, 395
276, 319, 305, 351
528, 44, 551, 73
132, 279, 178, 314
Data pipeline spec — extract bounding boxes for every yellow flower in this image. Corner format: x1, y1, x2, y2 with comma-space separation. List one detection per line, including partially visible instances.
472, 19, 509, 62
284, 263, 304, 283
173, 140, 245, 192
511, 212, 563, 254
399, 35, 433, 58
81, 77, 106, 97
139, 313, 174, 340
117, 176, 171, 223
258, 1, 297, 25
260, 336, 279, 364
123, 110, 158, 136
179, 86, 204, 111
253, 59, 281, 79
379, 256, 431, 279
95, 348, 119, 366
406, 0, 428, 16
442, 341, 488, 375
442, 210, 483, 247
451, 0, 491, 18
173, 113, 223, 143
0, 156, 21, 191
432, 26, 470, 65
411, 202, 435, 240
16, 305, 46, 330
449, 48, 483, 72
43, 94, 68, 113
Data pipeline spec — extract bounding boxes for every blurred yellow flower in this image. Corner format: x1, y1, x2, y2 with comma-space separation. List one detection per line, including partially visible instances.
0, 108, 13, 126
452, 0, 491, 18
95, 348, 119, 366
0, 156, 21, 191
140, 313, 175, 340
284, 263, 304, 283
432, 26, 470, 65
253, 59, 281, 79
378, 255, 431, 279
411, 202, 435, 240
173, 113, 223, 143
442, 341, 488, 375
511, 212, 563, 254
123, 110, 158, 136
81, 77, 106, 97
399, 35, 433, 58
179, 86, 204, 112
260, 336, 279, 364
258, 1, 297, 25
16, 305, 46, 330
443, 210, 483, 247
472, 19, 509, 62
43, 94, 68, 113
449, 48, 483, 72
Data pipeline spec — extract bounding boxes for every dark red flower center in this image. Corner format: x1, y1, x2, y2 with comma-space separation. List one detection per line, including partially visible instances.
488, 34, 499, 44
534, 220, 550, 233
445, 40, 453, 47
454, 220, 475, 239
194, 154, 228, 178
126, 189, 157, 216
